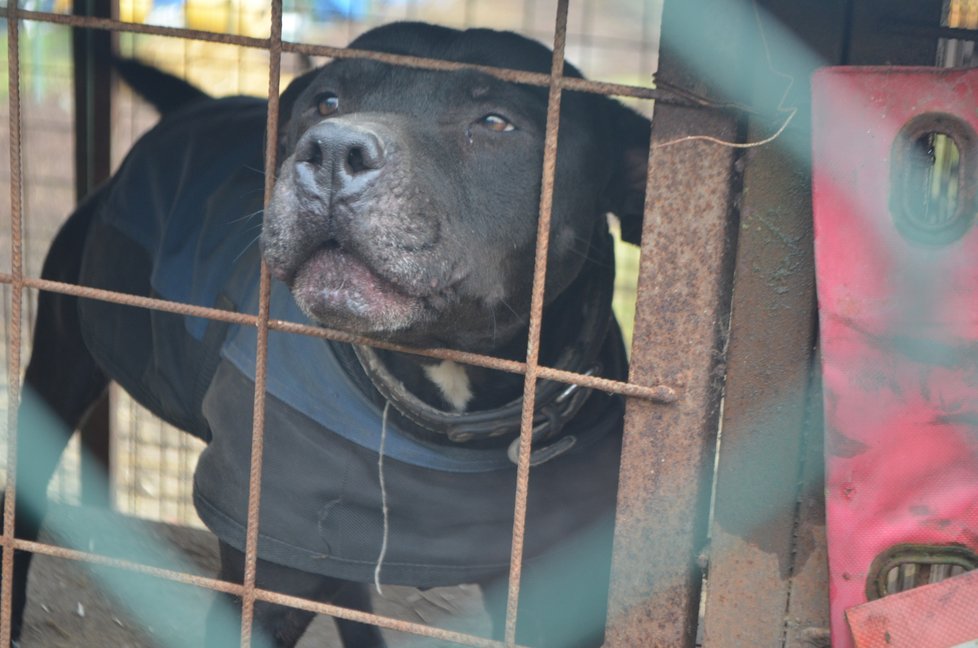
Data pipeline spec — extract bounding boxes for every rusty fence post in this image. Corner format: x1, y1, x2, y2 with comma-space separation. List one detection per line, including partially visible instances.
604, 1, 751, 644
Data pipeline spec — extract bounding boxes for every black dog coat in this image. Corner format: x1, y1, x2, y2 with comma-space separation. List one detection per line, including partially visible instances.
78, 95, 626, 587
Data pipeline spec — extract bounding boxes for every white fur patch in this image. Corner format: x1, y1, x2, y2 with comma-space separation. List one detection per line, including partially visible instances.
423, 360, 473, 412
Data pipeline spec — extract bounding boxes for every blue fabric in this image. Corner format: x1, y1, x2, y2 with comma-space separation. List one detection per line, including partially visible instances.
193, 357, 623, 586
221, 280, 517, 472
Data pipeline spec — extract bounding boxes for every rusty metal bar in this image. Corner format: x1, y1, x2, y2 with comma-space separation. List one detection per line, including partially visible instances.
10, 275, 268, 325
604, 0, 748, 643
698, 2, 842, 645
1, 1, 26, 644
14, 538, 241, 595
13, 8, 715, 107
237, 0, 284, 644
503, 0, 569, 643
7, 275, 676, 403
604, 114, 738, 647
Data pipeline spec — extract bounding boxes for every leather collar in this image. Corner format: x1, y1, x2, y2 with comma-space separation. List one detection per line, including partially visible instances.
338, 233, 621, 465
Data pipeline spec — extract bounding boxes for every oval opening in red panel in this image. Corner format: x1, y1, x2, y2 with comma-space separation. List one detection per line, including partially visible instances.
890, 112, 978, 246
865, 543, 978, 600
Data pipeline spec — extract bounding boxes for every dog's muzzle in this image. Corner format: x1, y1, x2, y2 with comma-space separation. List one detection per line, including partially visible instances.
294, 120, 387, 201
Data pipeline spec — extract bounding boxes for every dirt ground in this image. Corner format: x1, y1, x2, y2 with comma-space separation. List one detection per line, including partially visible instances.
19, 506, 490, 647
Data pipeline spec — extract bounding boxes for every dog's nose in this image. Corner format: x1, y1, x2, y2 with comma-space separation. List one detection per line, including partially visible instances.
294, 122, 386, 197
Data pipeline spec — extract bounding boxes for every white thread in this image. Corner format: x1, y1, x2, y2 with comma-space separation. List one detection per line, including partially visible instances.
653, 0, 798, 151
374, 401, 391, 595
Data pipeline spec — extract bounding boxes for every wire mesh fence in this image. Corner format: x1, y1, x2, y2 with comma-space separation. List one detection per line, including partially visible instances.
1, 0, 654, 529
2, 0, 666, 645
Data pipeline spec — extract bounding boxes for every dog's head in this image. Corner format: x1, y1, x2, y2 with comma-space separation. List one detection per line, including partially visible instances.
262, 22, 650, 352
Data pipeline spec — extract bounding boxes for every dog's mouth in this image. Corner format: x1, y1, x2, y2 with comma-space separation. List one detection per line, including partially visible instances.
285, 240, 425, 333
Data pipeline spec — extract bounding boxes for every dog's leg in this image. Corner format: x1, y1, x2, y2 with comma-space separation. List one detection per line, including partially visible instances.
330, 579, 385, 648
1, 195, 110, 643
207, 541, 386, 648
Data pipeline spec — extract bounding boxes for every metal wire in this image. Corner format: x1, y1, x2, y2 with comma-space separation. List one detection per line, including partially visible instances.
238, 0, 284, 643
13, 8, 711, 107
1, 1, 25, 644
1, 275, 678, 403
503, 0, 570, 643
13, 537, 523, 647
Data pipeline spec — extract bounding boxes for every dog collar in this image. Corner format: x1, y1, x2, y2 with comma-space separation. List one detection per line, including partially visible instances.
346, 242, 618, 466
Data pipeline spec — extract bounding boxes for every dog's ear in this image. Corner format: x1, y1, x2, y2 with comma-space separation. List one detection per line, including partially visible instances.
274, 68, 319, 161
602, 101, 651, 246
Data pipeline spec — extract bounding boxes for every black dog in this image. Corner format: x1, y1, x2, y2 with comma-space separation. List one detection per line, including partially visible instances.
9, 22, 650, 648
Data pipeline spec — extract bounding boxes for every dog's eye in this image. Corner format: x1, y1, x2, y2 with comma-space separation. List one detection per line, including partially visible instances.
316, 93, 340, 117
478, 114, 515, 132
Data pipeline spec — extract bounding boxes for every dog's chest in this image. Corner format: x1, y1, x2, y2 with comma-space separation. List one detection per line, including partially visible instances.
421, 361, 473, 411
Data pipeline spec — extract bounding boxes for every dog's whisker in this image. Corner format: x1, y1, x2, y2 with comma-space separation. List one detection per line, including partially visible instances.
564, 245, 616, 270
564, 235, 619, 269
227, 208, 264, 225
233, 232, 264, 263
498, 299, 519, 319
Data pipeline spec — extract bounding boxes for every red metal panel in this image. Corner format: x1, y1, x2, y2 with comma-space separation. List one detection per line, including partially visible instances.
847, 568, 978, 647
812, 67, 978, 648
